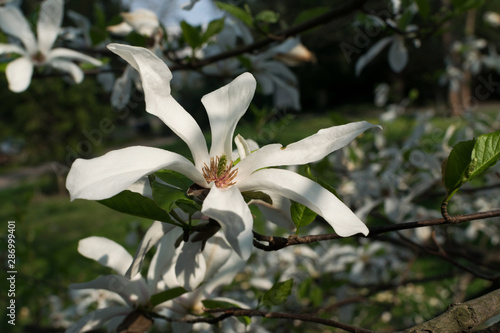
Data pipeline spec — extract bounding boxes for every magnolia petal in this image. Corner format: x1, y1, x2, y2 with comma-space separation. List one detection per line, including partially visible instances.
238, 169, 369, 237
70, 275, 150, 306
201, 235, 233, 282
6, 57, 33, 93
236, 121, 381, 181
0, 5, 37, 54
49, 59, 84, 83
148, 227, 182, 286
107, 21, 134, 36
126, 221, 176, 279
202, 239, 246, 295
248, 192, 295, 230
175, 241, 206, 290
0, 43, 27, 56
66, 146, 206, 201
201, 186, 253, 260
107, 43, 209, 168
37, 0, 63, 55
202, 72, 256, 158
48, 47, 102, 66
355, 36, 393, 76
388, 36, 408, 73
121, 9, 159, 37
78, 236, 133, 276
66, 306, 130, 333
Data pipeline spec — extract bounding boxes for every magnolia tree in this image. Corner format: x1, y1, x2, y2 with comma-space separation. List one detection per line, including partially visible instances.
2, 0, 500, 332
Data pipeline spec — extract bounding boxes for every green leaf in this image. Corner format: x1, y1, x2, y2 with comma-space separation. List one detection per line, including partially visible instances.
202, 299, 240, 309
154, 170, 194, 193
216, 2, 253, 27
255, 10, 279, 23
150, 287, 187, 307
415, 0, 430, 19
202, 18, 225, 44
241, 191, 273, 205
152, 181, 199, 213
293, 6, 329, 26
443, 139, 475, 197
202, 300, 250, 325
262, 278, 293, 308
98, 190, 176, 224
181, 21, 202, 49
290, 202, 317, 229
469, 130, 500, 181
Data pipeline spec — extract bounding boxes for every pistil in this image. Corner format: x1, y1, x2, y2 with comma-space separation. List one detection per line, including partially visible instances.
202, 155, 238, 188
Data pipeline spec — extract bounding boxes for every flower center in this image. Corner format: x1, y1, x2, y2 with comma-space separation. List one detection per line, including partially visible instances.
202, 155, 238, 188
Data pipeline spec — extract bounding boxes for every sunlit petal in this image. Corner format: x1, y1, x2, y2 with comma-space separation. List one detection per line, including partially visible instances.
5, 57, 33, 92
0, 43, 27, 56
78, 237, 132, 276
238, 169, 369, 237
175, 241, 206, 290
49, 59, 84, 83
69, 275, 150, 305
37, 0, 63, 55
0, 5, 37, 54
236, 121, 381, 181
202, 72, 256, 158
107, 43, 209, 168
126, 221, 176, 279
66, 307, 130, 333
202, 186, 253, 259
66, 146, 206, 201
48, 47, 102, 66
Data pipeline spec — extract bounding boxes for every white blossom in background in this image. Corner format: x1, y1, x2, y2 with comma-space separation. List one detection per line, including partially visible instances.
66, 236, 177, 332
66, 44, 378, 263
0, 0, 102, 92
484, 11, 500, 27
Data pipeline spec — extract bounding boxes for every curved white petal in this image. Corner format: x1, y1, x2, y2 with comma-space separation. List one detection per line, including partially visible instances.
0, 43, 27, 56
237, 169, 369, 237
249, 192, 295, 230
122, 9, 159, 37
6, 57, 33, 92
78, 236, 133, 276
236, 121, 381, 181
126, 221, 176, 279
202, 72, 256, 158
70, 275, 151, 306
201, 186, 253, 259
0, 6, 37, 55
37, 0, 63, 55
388, 36, 408, 73
66, 306, 130, 333
48, 59, 84, 83
66, 146, 206, 201
355, 36, 393, 76
175, 241, 206, 290
107, 43, 209, 168
48, 47, 102, 66
148, 227, 182, 285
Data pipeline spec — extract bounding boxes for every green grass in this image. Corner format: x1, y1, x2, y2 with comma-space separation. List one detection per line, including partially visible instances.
0, 178, 152, 331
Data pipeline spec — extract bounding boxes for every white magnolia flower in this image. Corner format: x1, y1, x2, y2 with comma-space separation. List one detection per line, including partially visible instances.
0, 0, 102, 92
66, 236, 172, 332
66, 44, 378, 262
107, 9, 160, 37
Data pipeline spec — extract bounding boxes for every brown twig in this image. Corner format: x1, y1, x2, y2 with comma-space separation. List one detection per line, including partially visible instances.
198, 308, 379, 333
169, 0, 371, 71
253, 209, 500, 251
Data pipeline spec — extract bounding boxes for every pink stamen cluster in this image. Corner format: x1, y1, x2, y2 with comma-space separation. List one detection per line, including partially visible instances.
202, 156, 238, 188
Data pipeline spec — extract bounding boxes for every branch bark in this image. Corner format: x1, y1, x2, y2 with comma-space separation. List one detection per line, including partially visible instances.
404, 288, 500, 333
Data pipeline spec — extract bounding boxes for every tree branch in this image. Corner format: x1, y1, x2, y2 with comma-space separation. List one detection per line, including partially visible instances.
403, 288, 500, 333
168, 0, 371, 71
253, 209, 500, 251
